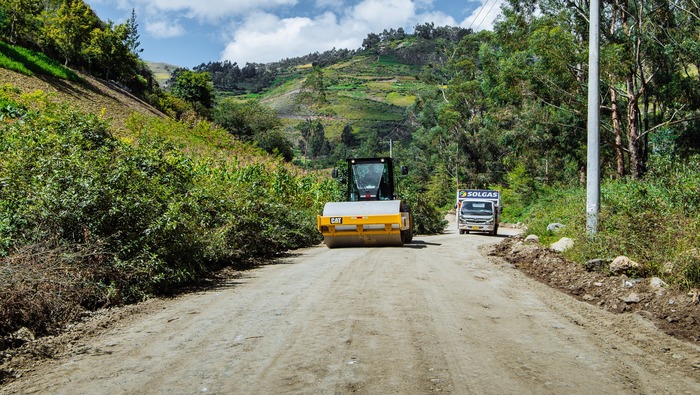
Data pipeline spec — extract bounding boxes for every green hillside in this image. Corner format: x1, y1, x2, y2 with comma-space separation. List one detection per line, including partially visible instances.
141, 49, 430, 151
260, 54, 423, 142
146, 61, 180, 88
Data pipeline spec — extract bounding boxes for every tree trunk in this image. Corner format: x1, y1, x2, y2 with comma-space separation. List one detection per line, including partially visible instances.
626, 75, 642, 179
610, 83, 625, 177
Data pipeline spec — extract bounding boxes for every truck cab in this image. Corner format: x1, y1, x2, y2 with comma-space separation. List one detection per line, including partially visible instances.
456, 189, 501, 236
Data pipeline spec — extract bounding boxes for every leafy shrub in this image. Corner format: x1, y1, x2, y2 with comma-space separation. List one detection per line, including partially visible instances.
255, 129, 294, 161
399, 178, 448, 235
0, 95, 335, 337
520, 156, 700, 289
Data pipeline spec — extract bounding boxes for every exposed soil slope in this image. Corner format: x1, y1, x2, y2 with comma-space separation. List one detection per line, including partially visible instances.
1, 68, 164, 131
488, 235, 700, 346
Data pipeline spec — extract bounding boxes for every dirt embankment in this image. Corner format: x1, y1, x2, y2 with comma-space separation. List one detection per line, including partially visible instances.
0, 68, 164, 131
488, 235, 700, 347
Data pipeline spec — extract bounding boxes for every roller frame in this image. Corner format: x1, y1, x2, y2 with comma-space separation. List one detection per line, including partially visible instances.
317, 200, 410, 248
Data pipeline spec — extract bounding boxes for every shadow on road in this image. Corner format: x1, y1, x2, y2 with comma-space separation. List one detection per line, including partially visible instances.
406, 240, 441, 248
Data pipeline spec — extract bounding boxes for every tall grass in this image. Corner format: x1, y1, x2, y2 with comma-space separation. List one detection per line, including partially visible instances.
0, 41, 80, 81
522, 156, 700, 289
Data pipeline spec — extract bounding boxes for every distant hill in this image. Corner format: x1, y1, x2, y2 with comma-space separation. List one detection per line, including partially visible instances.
196, 33, 455, 147
146, 61, 180, 88
257, 52, 426, 145
143, 52, 426, 144
142, 32, 454, 147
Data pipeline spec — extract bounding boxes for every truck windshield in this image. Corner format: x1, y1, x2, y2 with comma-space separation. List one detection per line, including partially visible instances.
461, 201, 493, 215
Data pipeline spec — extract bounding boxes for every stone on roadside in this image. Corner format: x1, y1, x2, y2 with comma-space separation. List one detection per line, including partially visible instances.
524, 234, 539, 244
585, 259, 607, 272
650, 277, 668, 296
510, 242, 540, 260
13, 327, 35, 343
649, 277, 667, 289
547, 223, 565, 233
620, 293, 641, 304
609, 256, 644, 276
550, 237, 574, 253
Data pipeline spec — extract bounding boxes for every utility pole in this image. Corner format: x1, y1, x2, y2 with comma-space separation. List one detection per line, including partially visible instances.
586, 0, 600, 235
454, 127, 461, 189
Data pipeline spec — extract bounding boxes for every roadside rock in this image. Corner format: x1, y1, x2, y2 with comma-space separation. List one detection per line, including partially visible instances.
13, 328, 35, 344
550, 237, 574, 253
547, 223, 565, 233
649, 277, 667, 289
510, 242, 540, 261
621, 293, 642, 304
610, 256, 644, 276
524, 235, 539, 244
585, 259, 608, 273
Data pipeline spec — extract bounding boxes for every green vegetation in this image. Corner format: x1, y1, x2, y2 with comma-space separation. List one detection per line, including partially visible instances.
0, 41, 79, 80
169, 69, 214, 110
0, 88, 338, 337
146, 61, 179, 87
0, 0, 209, 120
521, 157, 700, 288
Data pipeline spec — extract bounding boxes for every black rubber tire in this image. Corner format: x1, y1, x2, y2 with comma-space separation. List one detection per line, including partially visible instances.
403, 212, 414, 243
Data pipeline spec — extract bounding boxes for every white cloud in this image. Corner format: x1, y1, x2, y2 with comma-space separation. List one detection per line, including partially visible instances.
221, 11, 358, 64
412, 11, 457, 28
114, 0, 300, 21
219, 0, 466, 64
347, 0, 416, 29
460, 0, 503, 31
93, 0, 492, 65
145, 19, 186, 38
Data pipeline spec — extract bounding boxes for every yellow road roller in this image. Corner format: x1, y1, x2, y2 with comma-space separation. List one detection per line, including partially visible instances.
317, 157, 413, 248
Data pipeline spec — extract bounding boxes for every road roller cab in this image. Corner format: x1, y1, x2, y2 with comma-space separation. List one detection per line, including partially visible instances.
317, 158, 413, 248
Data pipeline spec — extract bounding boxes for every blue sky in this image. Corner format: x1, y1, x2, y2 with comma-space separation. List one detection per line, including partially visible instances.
84, 0, 504, 68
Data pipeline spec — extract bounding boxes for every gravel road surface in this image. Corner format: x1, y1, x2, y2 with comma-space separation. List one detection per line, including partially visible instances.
3, 226, 700, 394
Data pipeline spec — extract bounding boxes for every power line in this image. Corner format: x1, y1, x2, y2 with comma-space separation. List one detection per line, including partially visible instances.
475, 0, 501, 31
467, 0, 489, 30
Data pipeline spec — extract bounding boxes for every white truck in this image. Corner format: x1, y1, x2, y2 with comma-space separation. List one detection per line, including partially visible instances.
456, 189, 501, 236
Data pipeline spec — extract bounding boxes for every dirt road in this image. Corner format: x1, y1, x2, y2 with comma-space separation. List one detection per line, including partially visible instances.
3, 226, 700, 394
